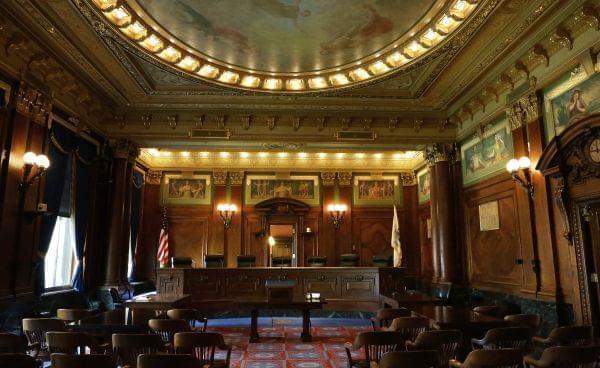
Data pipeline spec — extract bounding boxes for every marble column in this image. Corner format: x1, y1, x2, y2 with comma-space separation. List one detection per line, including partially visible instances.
426, 143, 458, 282
104, 139, 139, 289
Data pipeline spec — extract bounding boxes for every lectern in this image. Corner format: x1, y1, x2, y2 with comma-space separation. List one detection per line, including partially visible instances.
265, 280, 295, 302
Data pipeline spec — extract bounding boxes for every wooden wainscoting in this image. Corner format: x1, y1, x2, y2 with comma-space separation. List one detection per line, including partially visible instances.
352, 208, 394, 266
418, 203, 433, 279
166, 206, 211, 268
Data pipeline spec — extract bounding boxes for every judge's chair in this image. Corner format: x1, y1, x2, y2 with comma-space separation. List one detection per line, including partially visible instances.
237, 255, 256, 268
340, 254, 359, 267
171, 257, 193, 268
372, 255, 392, 267
272, 257, 292, 267
307, 256, 327, 267
204, 255, 224, 268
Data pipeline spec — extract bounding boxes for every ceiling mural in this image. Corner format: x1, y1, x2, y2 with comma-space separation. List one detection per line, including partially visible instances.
136, 0, 437, 73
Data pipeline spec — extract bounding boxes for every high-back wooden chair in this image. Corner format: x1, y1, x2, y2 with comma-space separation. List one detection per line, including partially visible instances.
131, 309, 157, 331
532, 325, 594, 349
148, 319, 190, 347
345, 331, 405, 367
167, 309, 208, 332
473, 306, 502, 318
371, 308, 411, 330
46, 331, 104, 355
50, 353, 116, 368
22, 318, 65, 355
174, 332, 231, 368
0, 333, 27, 354
137, 353, 202, 368
0, 353, 39, 368
112, 333, 166, 368
471, 327, 531, 350
524, 345, 600, 368
56, 309, 92, 323
386, 317, 430, 344
504, 314, 541, 335
379, 350, 441, 368
407, 329, 463, 364
450, 348, 524, 368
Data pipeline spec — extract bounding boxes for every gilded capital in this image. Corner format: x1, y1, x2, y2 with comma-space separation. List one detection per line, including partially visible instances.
112, 139, 140, 160
212, 170, 228, 185
337, 171, 352, 186
15, 81, 52, 125
425, 143, 456, 164
400, 172, 417, 186
146, 170, 162, 185
321, 171, 336, 186
506, 92, 541, 130
228, 171, 245, 186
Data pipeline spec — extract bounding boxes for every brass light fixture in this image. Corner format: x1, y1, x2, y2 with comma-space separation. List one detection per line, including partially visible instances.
327, 204, 347, 229
217, 203, 237, 229
21, 151, 50, 189
506, 156, 533, 197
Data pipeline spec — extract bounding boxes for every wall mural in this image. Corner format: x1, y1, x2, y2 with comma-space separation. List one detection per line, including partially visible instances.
353, 175, 401, 206
461, 117, 514, 186
137, 0, 436, 72
543, 66, 600, 143
162, 174, 212, 205
417, 167, 431, 204
245, 175, 320, 206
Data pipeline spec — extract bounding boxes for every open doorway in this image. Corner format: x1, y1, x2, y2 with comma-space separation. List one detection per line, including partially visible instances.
269, 224, 296, 267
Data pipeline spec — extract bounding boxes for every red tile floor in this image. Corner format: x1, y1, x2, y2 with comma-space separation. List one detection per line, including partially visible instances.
207, 318, 371, 368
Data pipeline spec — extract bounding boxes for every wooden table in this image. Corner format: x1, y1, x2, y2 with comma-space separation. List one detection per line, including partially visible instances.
236, 299, 326, 342
379, 292, 440, 308
124, 293, 190, 311
69, 309, 144, 341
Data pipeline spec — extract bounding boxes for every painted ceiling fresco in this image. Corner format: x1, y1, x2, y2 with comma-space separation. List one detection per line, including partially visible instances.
137, 0, 437, 73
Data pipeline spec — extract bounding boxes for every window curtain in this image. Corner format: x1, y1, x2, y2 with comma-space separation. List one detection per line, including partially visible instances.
129, 171, 144, 281
71, 139, 97, 292
34, 123, 76, 296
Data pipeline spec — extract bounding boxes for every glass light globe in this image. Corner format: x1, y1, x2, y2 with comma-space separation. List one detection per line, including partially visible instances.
506, 159, 519, 173
35, 154, 50, 169
518, 156, 531, 170
228, 204, 237, 212
23, 152, 37, 165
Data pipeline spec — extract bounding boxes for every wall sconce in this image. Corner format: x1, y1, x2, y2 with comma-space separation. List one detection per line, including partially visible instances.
21, 151, 50, 189
327, 203, 347, 229
216, 203, 237, 229
506, 156, 533, 197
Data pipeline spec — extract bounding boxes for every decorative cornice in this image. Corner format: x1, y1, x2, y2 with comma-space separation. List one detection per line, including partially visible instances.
212, 170, 228, 185
145, 170, 162, 185
228, 171, 244, 186
337, 171, 353, 186
321, 172, 336, 186
400, 172, 417, 186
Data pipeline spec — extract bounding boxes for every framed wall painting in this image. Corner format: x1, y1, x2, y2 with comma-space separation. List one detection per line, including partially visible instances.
161, 173, 212, 205
417, 167, 431, 204
543, 66, 600, 143
461, 116, 514, 186
478, 201, 500, 231
244, 175, 320, 206
353, 175, 402, 206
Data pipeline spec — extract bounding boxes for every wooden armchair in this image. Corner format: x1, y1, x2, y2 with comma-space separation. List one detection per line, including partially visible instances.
406, 329, 462, 364
22, 318, 65, 358
386, 317, 430, 345
344, 331, 404, 367
148, 318, 190, 348
471, 327, 531, 350
450, 349, 524, 368
504, 314, 541, 335
371, 308, 411, 331
137, 353, 202, 368
56, 309, 92, 323
167, 309, 208, 332
112, 333, 166, 368
524, 345, 600, 368
46, 331, 108, 355
174, 332, 231, 368
50, 353, 116, 368
532, 325, 593, 350
473, 306, 503, 318
379, 350, 441, 368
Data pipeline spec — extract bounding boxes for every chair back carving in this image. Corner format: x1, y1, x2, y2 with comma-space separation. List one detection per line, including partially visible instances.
112, 333, 165, 367
379, 350, 441, 368
50, 353, 116, 368
22, 318, 65, 351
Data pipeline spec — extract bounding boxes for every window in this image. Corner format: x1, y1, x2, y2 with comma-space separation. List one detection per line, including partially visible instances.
127, 233, 133, 280
44, 216, 78, 289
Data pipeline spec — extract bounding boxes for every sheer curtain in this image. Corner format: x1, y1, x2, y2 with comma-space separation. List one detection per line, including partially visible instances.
44, 216, 78, 289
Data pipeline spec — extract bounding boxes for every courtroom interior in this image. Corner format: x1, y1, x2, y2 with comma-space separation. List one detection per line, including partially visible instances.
1, 0, 600, 367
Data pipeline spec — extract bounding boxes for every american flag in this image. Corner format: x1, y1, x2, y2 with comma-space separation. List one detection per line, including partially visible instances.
157, 206, 170, 266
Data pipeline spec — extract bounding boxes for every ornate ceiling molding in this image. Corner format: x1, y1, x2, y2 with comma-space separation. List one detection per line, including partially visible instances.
84, 0, 484, 95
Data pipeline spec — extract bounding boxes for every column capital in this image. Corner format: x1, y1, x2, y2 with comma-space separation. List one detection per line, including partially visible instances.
15, 81, 52, 125
212, 170, 228, 185
425, 143, 456, 164
228, 171, 245, 186
112, 139, 140, 160
145, 170, 162, 185
400, 172, 417, 186
506, 91, 541, 131
321, 171, 336, 186
337, 171, 353, 186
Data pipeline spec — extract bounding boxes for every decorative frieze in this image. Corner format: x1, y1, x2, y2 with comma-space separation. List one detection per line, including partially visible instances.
321, 171, 336, 186
212, 170, 228, 185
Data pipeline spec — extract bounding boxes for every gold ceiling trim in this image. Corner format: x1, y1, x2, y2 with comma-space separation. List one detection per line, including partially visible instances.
89, 0, 479, 93
138, 149, 424, 171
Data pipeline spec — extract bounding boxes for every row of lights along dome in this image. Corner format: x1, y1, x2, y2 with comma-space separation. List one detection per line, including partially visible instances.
91, 0, 478, 92
145, 150, 420, 160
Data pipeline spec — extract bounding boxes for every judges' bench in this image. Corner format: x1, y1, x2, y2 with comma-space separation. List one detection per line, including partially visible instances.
156, 267, 404, 311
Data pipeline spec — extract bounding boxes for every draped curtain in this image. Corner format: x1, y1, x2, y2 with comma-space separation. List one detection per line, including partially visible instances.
34, 122, 97, 295
129, 171, 144, 281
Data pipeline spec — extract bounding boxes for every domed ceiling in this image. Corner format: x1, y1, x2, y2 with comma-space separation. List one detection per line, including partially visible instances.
91, 0, 479, 92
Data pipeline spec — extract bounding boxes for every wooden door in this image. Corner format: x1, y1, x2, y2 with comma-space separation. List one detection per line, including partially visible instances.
582, 202, 600, 334
353, 215, 393, 266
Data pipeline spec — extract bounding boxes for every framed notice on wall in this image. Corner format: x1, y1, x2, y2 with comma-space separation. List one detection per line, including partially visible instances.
478, 201, 500, 231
